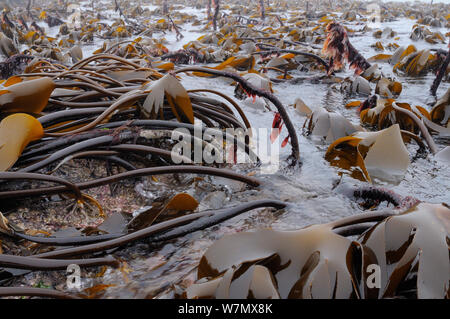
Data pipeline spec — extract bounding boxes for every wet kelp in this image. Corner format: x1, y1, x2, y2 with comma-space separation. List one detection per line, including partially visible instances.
0, 0, 448, 299
323, 22, 371, 76
184, 202, 450, 299
325, 124, 411, 183
0, 114, 43, 171
0, 34, 275, 297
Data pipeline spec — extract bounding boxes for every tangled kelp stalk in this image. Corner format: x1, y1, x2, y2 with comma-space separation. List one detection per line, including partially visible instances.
0, 37, 279, 296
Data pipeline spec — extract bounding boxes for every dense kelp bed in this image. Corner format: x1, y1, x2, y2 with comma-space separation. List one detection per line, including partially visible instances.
0, 0, 448, 299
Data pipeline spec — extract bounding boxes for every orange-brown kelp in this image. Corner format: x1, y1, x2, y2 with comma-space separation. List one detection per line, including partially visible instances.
323, 22, 371, 76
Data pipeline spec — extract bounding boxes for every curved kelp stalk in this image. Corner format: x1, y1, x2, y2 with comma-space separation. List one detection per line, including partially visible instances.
18, 121, 257, 166
253, 46, 330, 72
0, 254, 118, 270
0, 200, 284, 284
0, 166, 261, 200
174, 66, 300, 162
430, 48, 450, 96
28, 200, 286, 259
0, 287, 79, 299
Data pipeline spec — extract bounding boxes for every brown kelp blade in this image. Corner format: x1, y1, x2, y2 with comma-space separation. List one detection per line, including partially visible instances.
0, 113, 44, 171
325, 125, 410, 183
188, 224, 364, 299
360, 203, 450, 299
0, 77, 55, 113
142, 74, 195, 124
128, 193, 199, 232
430, 88, 450, 127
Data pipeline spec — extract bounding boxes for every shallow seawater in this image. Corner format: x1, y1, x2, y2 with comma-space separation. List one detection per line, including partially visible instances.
62, 2, 450, 298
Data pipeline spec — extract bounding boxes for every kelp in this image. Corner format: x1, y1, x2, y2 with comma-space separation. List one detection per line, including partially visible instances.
431, 48, 450, 96
322, 22, 371, 75
430, 88, 450, 127
410, 25, 445, 44
305, 106, 363, 143
360, 203, 450, 299
184, 202, 449, 299
1, 193, 196, 247
15, 55, 251, 138
0, 54, 34, 80
361, 64, 382, 82
394, 49, 438, 77
141, 74, 194, 124
0, 113, 44, 171
341, 76, 371, 95
0, 76, 55, 113
191, 55, 256, 76
128, 193, 199, 232
0, 199, 284, 290
24, 200, 286, 259
390, 102, 438, 154
174, 66, 300, 161
325, 124, 410, 183
360, 98, 430, 133
0, 48, 270, 284
0, 166, 261, 200
0, 0, 447, 299
234, 73, 272, 101
375, 78, 402, 98
186, 225, 362, 299
0, 32, 18, 58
